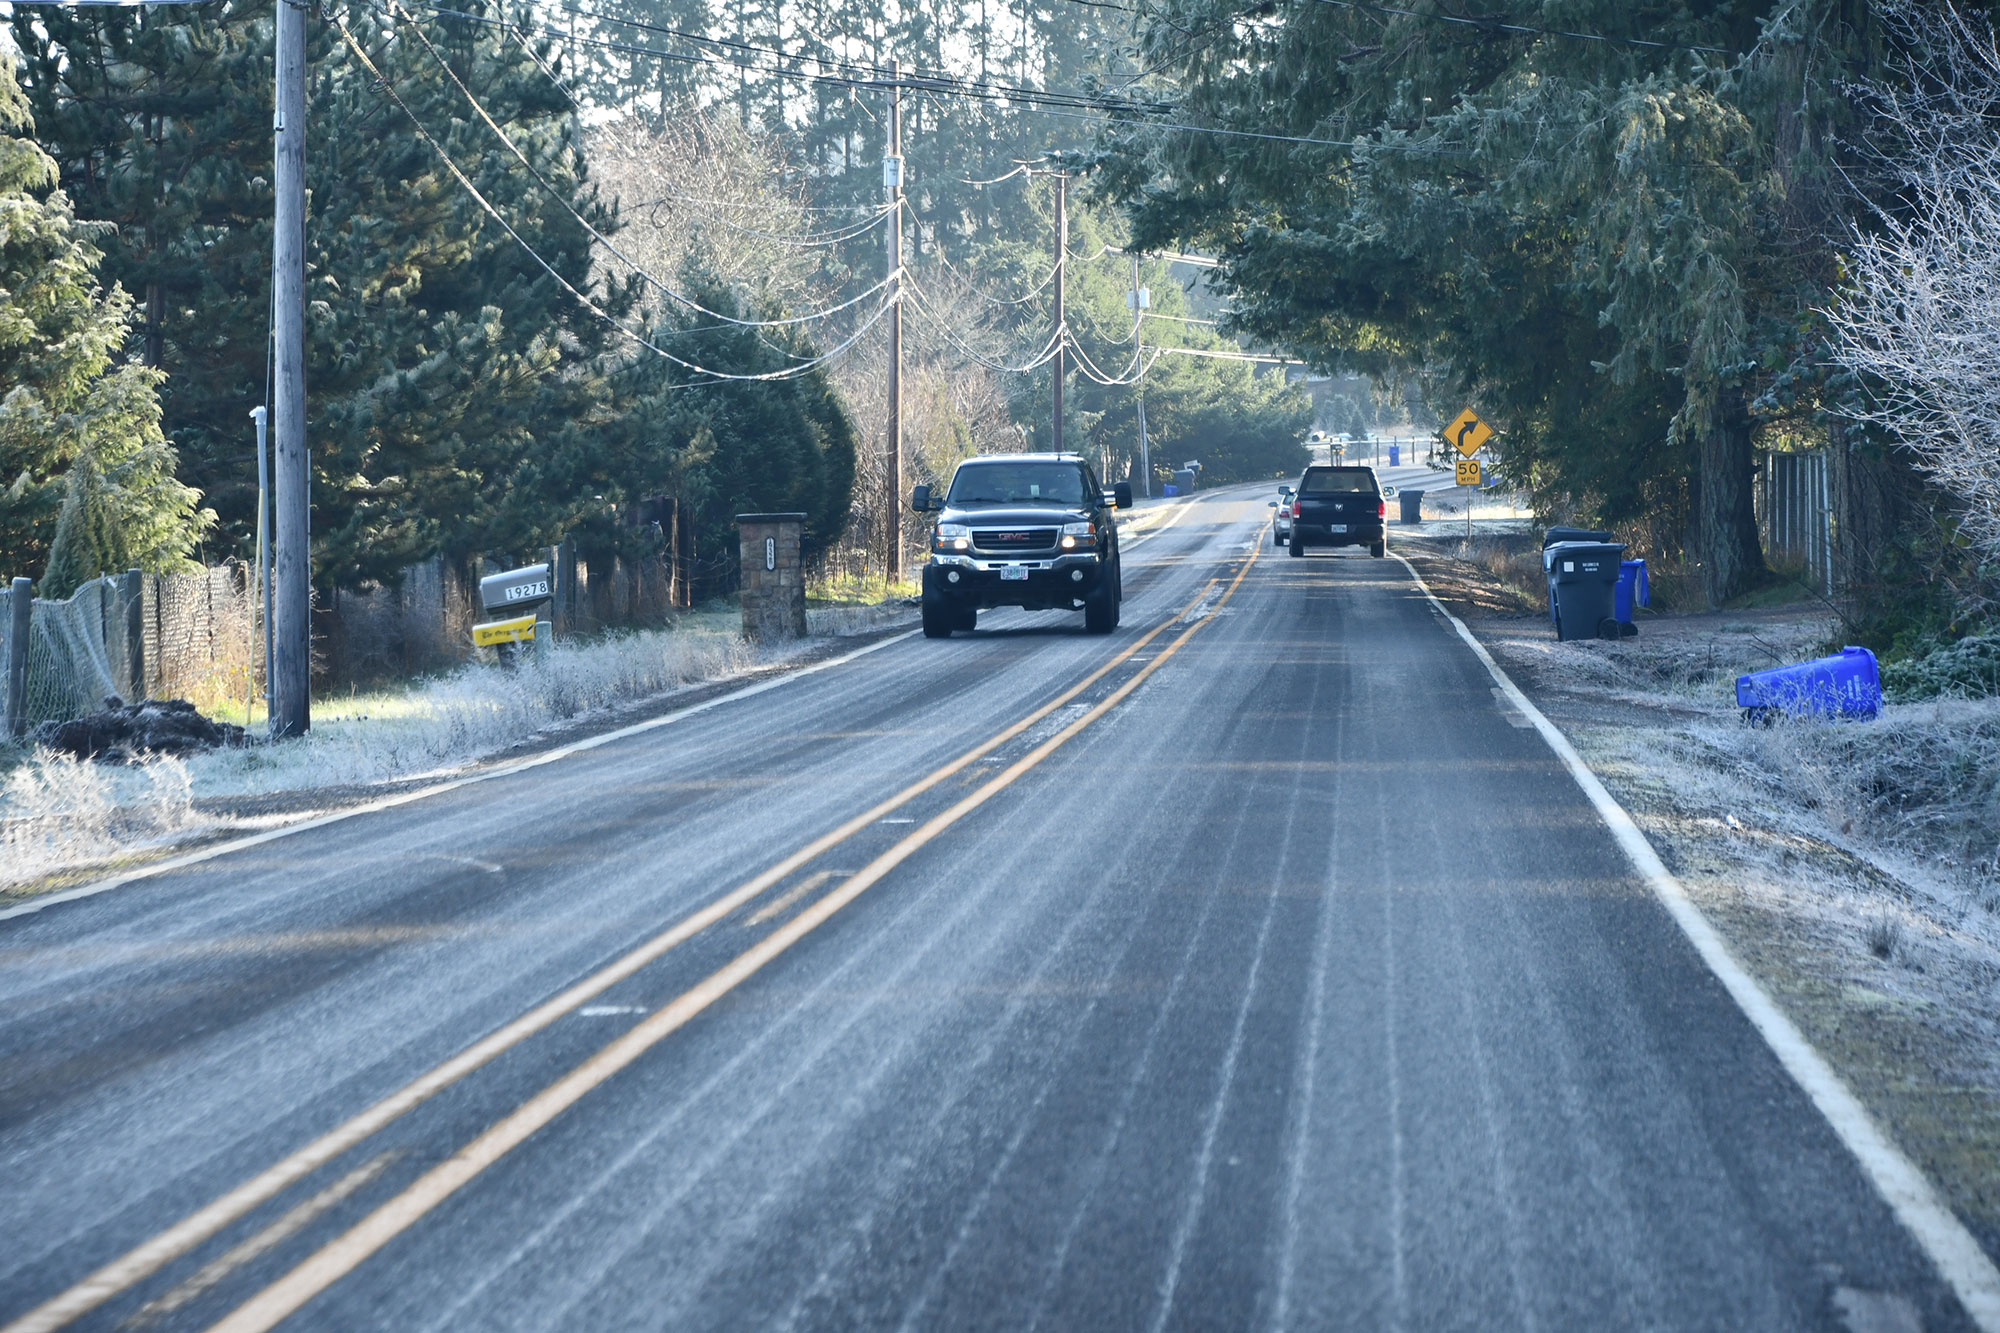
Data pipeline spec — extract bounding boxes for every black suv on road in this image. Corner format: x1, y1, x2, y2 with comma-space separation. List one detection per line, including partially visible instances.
1287, 464, 1387, 558
912, 454, 1132, 638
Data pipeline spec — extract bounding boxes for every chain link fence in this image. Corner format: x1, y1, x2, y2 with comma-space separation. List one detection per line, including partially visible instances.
3, 546, 722, 736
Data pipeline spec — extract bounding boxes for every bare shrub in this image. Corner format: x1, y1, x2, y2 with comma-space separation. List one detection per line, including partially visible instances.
1865, 912, 1903, 960
0, 621, 774, 891
1824, 5, 2000, 566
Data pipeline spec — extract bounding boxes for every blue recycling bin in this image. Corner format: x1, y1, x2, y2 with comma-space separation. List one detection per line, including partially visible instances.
1735, 646, 1882, 722
1388, 444, 1400, 467
1614, 559, 1649, 625
1162, 484, 1178, 497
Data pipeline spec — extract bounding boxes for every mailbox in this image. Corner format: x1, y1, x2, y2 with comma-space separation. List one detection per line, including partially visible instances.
480, 562, 552, 615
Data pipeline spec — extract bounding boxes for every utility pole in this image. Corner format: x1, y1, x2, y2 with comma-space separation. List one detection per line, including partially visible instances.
270, 0, 309, 737
1052, 172, 1066, 455
251, 406, 272, 719
1129, 254, 1151, 496
884, 59, 904, 582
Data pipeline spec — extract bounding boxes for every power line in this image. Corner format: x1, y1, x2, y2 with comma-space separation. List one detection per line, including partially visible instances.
329, 6, 894, 385
901, 276, 1066, 373
384, 0, 894, 329
1042, 0, 1729, 54
1303, 0, 1728, 55
409, 0, 1400, 151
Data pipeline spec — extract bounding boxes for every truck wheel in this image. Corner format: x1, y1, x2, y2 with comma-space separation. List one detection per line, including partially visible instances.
956, 606, 978, 632
922, 601, 955, 638
1288, 536, 1304, 558
1084, 577, 1116, 634
1370, 539, 1386, 558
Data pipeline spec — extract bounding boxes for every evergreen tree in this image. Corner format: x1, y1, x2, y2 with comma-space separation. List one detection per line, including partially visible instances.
15, 0, 639, 586
0, 55, 206, 593
1101, 0, 1878, 606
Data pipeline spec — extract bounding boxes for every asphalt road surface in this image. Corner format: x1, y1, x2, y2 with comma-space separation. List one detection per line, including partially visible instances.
0, 487, 1976, 1331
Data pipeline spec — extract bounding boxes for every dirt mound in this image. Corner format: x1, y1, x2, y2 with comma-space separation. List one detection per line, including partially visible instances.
31, 698, 249, 762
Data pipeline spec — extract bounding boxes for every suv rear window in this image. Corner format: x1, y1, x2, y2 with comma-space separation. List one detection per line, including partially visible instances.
1299, 467, 1379, 495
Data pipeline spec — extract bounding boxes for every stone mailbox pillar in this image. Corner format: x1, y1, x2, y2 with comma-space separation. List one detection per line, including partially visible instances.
735, 512, 807, 641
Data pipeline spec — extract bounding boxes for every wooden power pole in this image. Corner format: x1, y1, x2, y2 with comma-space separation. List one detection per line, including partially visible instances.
270, 0, 310, 737
884, 61, 904, 583
1129, 254, 1152, 497
1052, 173, 1066, 455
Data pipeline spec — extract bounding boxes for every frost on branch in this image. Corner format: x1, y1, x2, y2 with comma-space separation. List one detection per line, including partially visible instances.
1825, 4, 2000, 564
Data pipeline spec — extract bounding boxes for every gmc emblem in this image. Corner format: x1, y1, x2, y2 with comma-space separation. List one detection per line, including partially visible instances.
995, 531, 1030, 541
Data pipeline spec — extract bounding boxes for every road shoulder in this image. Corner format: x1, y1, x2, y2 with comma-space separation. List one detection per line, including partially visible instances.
1399, 535, 2000, 1266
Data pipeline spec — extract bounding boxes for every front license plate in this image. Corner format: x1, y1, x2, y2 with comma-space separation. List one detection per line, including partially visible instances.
999, 566, 1029, 581
1329, 524, 1348, 533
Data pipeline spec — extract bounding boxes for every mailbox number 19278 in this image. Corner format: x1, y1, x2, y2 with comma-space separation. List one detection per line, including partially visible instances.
505, 580, 550, 602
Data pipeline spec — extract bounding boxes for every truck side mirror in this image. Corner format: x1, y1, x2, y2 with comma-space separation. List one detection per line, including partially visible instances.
910, 484, 932, 512
1113, 482, 1133, 509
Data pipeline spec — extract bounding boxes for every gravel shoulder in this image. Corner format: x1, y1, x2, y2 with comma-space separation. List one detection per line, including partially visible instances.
1400, 533, 2000, 1259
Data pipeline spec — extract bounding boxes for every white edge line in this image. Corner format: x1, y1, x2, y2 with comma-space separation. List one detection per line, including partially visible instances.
0, 631, 920, 925
1393, 552, 2000, 1330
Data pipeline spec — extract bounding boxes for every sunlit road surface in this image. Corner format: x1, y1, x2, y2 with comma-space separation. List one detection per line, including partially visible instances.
0, 487, 1975, 1330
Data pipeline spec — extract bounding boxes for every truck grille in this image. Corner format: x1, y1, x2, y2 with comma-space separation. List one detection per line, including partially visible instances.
973, 527, 1059, 552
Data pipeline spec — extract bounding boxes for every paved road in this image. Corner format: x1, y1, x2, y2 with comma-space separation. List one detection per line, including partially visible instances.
0, 488, 1972, 1330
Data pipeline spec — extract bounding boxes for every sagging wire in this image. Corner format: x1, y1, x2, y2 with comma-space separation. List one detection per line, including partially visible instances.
327, 6, 896, 384
639, 192, 894, 248
901, 277, 1066, 373
385, 0, 896, 329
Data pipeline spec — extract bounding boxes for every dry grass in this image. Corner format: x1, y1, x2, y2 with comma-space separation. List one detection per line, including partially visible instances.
0, 617, 884, 893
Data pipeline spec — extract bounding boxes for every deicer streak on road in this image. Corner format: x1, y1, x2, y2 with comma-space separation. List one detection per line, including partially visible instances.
0, 486, 1987, 1331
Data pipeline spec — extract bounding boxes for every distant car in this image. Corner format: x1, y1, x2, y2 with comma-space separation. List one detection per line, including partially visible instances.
1288, 464, 1387, 558
1271, 485, 1294, 546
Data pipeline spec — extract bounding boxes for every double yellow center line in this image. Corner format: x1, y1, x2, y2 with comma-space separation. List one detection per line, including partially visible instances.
9, 542, 1260, 1333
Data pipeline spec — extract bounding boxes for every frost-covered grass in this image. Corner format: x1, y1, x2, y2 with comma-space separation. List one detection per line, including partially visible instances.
1478, 609, 2000, 952
0, 616, 873, 892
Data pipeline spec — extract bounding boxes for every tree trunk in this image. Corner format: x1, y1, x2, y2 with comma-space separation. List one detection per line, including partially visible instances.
1697, 397, 1764, 609
144, 283, 164, 369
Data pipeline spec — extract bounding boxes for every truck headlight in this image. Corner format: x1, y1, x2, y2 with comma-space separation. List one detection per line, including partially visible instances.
1059, 521, 1094, 550
935, 523, 970, 551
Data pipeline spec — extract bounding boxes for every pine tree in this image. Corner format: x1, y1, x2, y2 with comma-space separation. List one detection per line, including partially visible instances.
0, 55, 206, 593
15, 0, 639, 586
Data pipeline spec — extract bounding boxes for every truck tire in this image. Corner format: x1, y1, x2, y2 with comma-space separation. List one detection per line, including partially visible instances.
1371, 539, 1386, 558
1288, 535, 1304, 558
1084, 575, 1116, 634
956, 606, 978, 632
922, 601, 955, 638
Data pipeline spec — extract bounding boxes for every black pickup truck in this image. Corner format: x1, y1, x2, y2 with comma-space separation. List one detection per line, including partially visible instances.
1288, 465, 1387, 558
912, 454, 1131, 638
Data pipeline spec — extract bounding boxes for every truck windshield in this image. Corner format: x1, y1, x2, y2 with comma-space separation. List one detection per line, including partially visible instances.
948, 463, 1088, 507
1299, 467, 1378, 495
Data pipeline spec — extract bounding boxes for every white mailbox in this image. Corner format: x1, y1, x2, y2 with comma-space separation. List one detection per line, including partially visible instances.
480, 562, 553, 615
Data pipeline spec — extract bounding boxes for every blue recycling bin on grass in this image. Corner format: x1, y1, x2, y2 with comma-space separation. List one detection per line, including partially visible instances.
1162, 484, 1178, 497
1388, 444, 1400, 467
1612, 559, 1648, 636
1735, 646, 1882, 722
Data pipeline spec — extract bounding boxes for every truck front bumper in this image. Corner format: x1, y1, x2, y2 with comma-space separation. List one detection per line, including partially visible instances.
924, 552, 1106, 610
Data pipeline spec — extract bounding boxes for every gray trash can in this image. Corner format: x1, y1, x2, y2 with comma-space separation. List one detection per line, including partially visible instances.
1543, 541, 1625, 641
1399, 489, 1423, 524
1541, 526, 1611, 549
